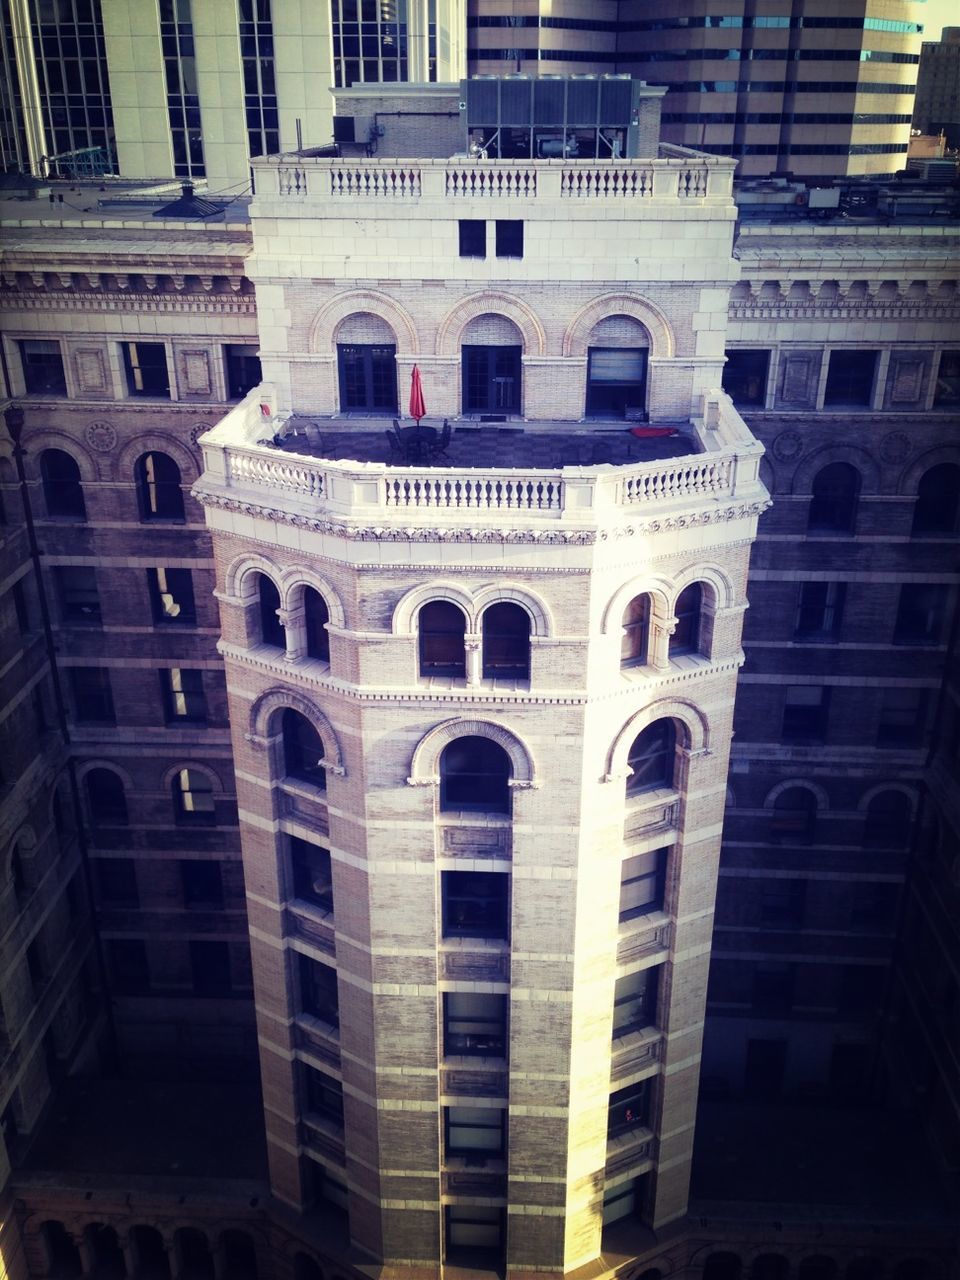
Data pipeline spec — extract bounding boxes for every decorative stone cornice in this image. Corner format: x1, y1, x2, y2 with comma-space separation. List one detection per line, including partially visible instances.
0, 290, 255, 316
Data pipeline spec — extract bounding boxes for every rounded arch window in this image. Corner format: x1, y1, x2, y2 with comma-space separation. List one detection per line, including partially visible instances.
40, 448, 85, 519
282, 709, 326, 790
703, 1254, 743, 1280
85, 768, 129, 825
135, 451, 184, 521
912, 463, 959, 536
172, 768, 215, 823
440, 735, 512, 814
625, 719, 676, 797
770, 787, 818, 844
481, 602, 530, 680
256, 573, 284, 648
798, 1258, 838, 1280
419, 601, 466, 678
621, 594, 650, 667
304, 587, 330, 662
808, 463, 860, 535
863, 790, 911, 849
670, 583, 703, 658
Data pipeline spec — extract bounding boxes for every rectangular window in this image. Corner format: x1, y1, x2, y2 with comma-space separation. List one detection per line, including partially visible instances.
13, 580, 29, 633
602, 1175, 649, 1225
823, 349, 878, 406
69, 667, 116, 724
443, 992, 508, 1058
751, 962, 795, 1013
147, 568, 197, 624
299, 954, 339, 1027
441, 870, 509, 940
722, 349, 770, 407
55, 566, 101, 624
189, 940, 232, 995
612, 966, 660, 1037
290, 837, 333, 912
495, 219, 523, 258
107, 939, 150, 995
607, 1080, 650, 1137
19, 340, 67, 396
781, 685, 830, 743
877, 687, 928, 747
303, 1065, 344, 1126
759, 879, 806, 927
794, 581, 845, 642
618, 847, 667, 920
122, 342, 170, 397
160, 668, 207, 723
444, 1105, 505, 1157
179, 859, 223, 907
225, 344, 262, 398
95, 858, 139, 907
459, 219, 486, 257
893, 583, 948, 645
933, 350, 960, 406
445, 1205, 503, 1259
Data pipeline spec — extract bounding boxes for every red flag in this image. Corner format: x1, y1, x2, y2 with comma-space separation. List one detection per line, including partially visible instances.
409, 364, 426, 423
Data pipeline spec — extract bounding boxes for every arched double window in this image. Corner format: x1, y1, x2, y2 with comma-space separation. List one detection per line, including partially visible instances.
621, 594, 650, 667
481, 602, 530, 680
808, 463, 860, 535
625, 720, 676, 797
282, 709, 326, 789
770, 787, 818, 844
670, 583, 703, 658
136, 451, 184, 521
40, 448, 85, 519
912, 463, 960, 536
440, 735, 511, 814
304, 587, 330, 662
85, 768, 129, 825
257, 574, 284, 648
419, 601, 466, 678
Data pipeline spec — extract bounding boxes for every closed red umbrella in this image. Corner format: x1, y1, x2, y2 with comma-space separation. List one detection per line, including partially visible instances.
409, 364, 426, 424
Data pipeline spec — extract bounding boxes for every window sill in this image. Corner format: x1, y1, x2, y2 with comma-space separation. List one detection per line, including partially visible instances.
280, 778, 328, 803
443, 1154, 506, 1172
440, 936, 510, 954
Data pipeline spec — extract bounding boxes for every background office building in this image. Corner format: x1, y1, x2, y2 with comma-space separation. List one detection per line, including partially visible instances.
912, 25, 960, 147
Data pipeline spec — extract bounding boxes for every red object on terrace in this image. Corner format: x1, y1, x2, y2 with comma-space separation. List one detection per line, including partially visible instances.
409, 365, 426, 423
629, 426, 680, 439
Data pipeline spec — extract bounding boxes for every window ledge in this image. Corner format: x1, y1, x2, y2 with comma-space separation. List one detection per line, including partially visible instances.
437, 812, 512, 828
617, 908, 669, 939
280, 778, 328, 804
289, 897, 334, 926
440, 937, 510, 954
443, 1155, 506, 1173
296, 1011, 341, 1042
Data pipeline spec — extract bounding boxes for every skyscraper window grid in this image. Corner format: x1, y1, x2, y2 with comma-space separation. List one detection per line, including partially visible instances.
159, 0, 205, 178
239, 0, 278, 159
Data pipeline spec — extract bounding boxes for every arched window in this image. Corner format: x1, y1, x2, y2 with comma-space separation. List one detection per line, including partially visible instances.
135, 451, 184, 520
85, 768, 129, 825
863, 790, 911, 849
703, 1257, 742, 1280
440, 736, 511, 814
770, 787, 818, 844
419, 601, 466, 678
172, 768, 215, 823
481, 602, 530, 680
304, 588, 330, 662
798, 1258, 838, 1280
751, 1258, 789, 1280
808, 463, 860, 535
625, 720, 676, 797
282, 709, 326, 789
40, 449, 85, 519
257, 574, 284, 648
621, 594, 650, 667
912, 463, 960, 536
670, 583, 703, 657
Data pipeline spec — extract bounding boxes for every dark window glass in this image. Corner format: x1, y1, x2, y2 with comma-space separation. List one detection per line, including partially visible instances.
419, 601, 466, 677
823, 349, 878, 406
619, 847, 667, 920
893, 584, 947, 645
122, 342, 170, 397
337, 343, 398, 412
752, 963, 795, 1013
912, 464, 960, 536
495, 220, 523, 258
670, 582, 703, 657
40, 449, 85, 519
481, 602, 530, 679
148, 567, 197, 624
69, 666, 115, 723
782, 685, 830, 742
136, 452, 184, 521
877, 688, 927, 748
461, 345, 522, 415
440, 736, 511, 814
189, 940, 231, 995
442, 870, 509, 939
808, 463, 860, 534
179, 859, 223, 906
445, 1205, 503, 1261
303, 1066, 343, 1125
257, 574, 284, 647
19, 340, 66, 395
722, 349, 769, 407
172, 767, 216, 823
55, 566, 100, 623
770, 787, 817, 844
86, 768, 128, 825
94, 858, 139, 906
794, 582, 845, 641
225, 344, 262, 398
298, 954, 339, 1026
290, 837, 333, 911
459, 219, 486, 257
445, 1105, 505, 1155
608, 1079, 650, 1136
107, 939, 150, 995
282, 708, 326, 789
933, 350, 960, 406
863, 791, 911, 849
443, 992, 507, 1057
160, 668, 206, 723
304, 588, 330, 661
612, 966, 660, 1037
585, 346, 647, 418
621, 594, 650, 667
12, 581, 29, 633
626, 720, 675, 796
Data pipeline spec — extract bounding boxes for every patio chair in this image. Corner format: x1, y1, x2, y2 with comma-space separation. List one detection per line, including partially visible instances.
386, 427, 404, 460
431, 419, 452, 459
